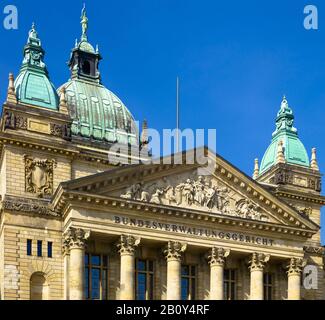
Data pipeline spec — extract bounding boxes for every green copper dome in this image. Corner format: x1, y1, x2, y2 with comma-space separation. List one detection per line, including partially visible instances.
260, 97, 309, 174
58, 6, 138, 145
15, 24, 59, 110
59, 79, 138, 144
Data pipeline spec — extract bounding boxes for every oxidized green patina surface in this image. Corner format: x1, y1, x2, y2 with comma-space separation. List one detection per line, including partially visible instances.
59, 79, 138, 145
260, 96, 309, 173
15, 24, 59, 110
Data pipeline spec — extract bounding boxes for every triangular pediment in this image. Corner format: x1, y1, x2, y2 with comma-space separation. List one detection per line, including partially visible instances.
57, 149, 319, 232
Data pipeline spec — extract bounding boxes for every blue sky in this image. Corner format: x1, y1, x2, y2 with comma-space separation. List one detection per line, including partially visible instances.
0, 0, 324, 242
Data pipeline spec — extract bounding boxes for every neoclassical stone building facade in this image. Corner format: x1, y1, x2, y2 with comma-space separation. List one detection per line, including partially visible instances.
0, 9, 324, 300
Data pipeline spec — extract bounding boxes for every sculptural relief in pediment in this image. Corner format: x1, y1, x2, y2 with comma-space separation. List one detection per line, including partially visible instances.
118, 170, 270, 222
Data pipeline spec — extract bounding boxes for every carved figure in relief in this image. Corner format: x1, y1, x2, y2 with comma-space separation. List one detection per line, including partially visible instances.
182, 179, 194, 206
205, 186, 217, 209
165, 186, 176, 204
150, 188, 164, 204
119, 173, 268, 221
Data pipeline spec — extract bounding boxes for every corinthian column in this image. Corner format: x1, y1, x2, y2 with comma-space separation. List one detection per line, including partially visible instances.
287, 258, 306, 300
64, 228, 90, 300
207, 247, 230, 300
249, 252, 270, 300
117, 235, 141, 300
163, 241, 187, 300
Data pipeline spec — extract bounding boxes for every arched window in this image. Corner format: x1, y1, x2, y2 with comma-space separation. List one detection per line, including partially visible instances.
30, 272, 49, 300
82, 60, 91, 75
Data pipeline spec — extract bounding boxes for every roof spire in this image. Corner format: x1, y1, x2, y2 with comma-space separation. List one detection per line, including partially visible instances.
59, 87, 69, 115
310, 148, 319, 171
7, 73, 17, 104
140, 119, 149, 149
273, 95, 297, 137
276, 140, 286, 164
253, 158, 259, 180
81, 3, 88, 41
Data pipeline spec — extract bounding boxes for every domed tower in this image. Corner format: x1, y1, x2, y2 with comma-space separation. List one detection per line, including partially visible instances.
14, 23, 59, 110
254, 96, 323, 244
59, 6, 138, 146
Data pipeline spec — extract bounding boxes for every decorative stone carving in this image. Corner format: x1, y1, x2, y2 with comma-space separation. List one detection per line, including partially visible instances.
2, 196, 60, 217
248, 252, 270, 271
3, 111, 28, 130
24, 156, 56, 198
163, 241, 187, 261
3, 109, 71, 140
63, 228, 90, 251
287, 258, 307, 276
207, 247, 230, 266
120, 172, 269, 221
304, 246, 325, 256
50, 123, 72, 140
116, 235, 140, 255
290, 204, 312, 217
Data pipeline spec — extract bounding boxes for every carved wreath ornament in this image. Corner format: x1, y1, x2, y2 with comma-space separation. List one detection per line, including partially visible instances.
120, 174, 269, 222
24, 156, 56, 198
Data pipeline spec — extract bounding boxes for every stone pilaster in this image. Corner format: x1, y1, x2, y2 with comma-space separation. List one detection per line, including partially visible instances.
207, 247, 230, 300
63, 228, 90, 300
163, 241, 187, 300
116, 235, 140, 300
248, 252, 270, 300
287, 258, 306, 300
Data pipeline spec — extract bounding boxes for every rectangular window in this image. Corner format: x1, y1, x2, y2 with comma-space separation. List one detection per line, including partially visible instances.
84, 254, 108, 300
135, 259, 154, 300
181, 265, 196, 300
37, 240, 42, 257
27, 239, 32, 256
224, 269, 237, 300
47, 242, 53, 258
263, 273, 273, 300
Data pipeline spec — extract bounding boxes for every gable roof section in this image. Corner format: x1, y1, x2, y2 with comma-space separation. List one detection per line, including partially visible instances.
52, 148, 320, 234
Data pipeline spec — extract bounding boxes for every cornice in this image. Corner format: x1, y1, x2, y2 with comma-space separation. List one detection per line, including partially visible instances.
275, 189, 325, 205
53, 189, 316, 239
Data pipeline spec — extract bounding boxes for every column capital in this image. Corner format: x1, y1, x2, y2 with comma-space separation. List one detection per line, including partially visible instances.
287, 258, 307, 276
249, 252, 270, 271
63, 227, 90, 251
163, 241, 187, 262
207, 247, 230, 267
117, 235, 141, 256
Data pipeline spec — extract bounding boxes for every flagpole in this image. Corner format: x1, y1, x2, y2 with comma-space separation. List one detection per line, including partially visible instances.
176, 77, 180, 153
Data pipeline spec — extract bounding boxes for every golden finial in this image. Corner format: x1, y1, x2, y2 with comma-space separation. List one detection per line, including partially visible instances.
81, 3, 88, 40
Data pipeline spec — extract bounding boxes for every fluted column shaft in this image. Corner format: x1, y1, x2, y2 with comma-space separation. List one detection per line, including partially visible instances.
249, 253, 270, 300
64, 228, 90, 300
287, 258, 306, 300
117, 235, 140, 300
164, 241, 187, 300
208, 248, 230, 300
